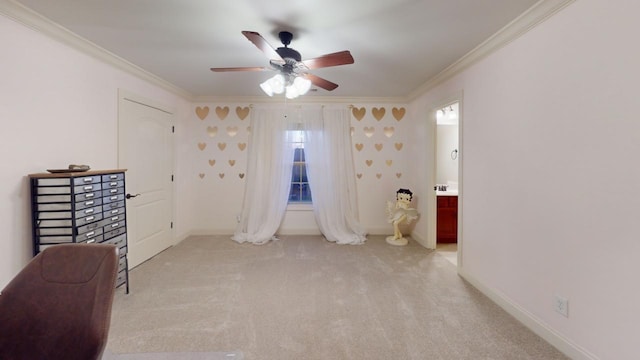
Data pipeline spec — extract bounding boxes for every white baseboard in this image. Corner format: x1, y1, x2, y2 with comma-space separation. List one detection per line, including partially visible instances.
409, 230, 429, 248
457, 268, 599, 360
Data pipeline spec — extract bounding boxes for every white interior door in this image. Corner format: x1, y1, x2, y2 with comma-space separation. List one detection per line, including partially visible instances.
118, 90, 174, 269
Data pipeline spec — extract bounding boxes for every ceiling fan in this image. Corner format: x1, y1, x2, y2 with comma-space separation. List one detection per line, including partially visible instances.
210, 31, 354, 94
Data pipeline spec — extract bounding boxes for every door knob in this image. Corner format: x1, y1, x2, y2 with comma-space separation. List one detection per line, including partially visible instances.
125, 193, 140, 199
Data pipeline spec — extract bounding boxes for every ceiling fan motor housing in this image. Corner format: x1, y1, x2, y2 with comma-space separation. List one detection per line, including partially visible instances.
278, 31, 293, 46
276, 31, 301, 62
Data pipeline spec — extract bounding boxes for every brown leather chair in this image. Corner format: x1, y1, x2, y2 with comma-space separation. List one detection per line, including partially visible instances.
0, 244, 119, 360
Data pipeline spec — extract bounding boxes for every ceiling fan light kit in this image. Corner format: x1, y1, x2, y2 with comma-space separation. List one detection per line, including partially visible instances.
211, 31, 354, 99
260, 73, 312, 99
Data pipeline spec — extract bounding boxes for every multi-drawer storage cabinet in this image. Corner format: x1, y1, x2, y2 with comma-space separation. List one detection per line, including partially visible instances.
28, 169, 129, 293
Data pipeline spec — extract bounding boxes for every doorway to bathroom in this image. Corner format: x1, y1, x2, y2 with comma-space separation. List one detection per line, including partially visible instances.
432, 101, 460, 266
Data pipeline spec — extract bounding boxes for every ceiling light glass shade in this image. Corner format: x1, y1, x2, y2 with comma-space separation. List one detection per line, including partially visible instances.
260, 74, 286, 96
259, 81, 274, 96
270, 74, 285, 94
285, 84, 300, 99
293, 76, 312, 95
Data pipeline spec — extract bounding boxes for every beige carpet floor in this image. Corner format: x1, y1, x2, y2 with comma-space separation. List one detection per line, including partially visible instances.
106, 235, 568, 360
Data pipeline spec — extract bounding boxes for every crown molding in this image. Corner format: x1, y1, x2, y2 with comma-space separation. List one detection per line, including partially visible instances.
0, 0, 193, 100
407, 0, 576, 101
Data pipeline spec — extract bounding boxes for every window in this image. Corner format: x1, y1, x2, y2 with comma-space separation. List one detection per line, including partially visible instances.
288, 130, 312, 203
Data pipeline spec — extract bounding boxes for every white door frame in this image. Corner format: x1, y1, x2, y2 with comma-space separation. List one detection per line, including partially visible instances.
117, 89, 176, 267
427, 92, 463, 268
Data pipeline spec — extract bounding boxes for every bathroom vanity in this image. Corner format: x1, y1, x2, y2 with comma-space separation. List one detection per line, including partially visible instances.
436, 191, 458, 243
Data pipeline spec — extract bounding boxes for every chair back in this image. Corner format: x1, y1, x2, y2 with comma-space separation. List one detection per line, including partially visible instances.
0, 244, 119, 360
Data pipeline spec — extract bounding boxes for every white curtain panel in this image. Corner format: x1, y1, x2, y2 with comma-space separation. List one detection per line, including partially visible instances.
232, 107, 295, 244
233, 105, 366, 245
302, 106, 367, 244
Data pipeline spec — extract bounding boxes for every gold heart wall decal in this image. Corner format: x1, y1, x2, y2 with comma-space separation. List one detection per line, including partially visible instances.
352, 107, 366, 121
355, 143, 364, 151
395, 143, 403, 151
195, 106, 209, 120
207, 126, 218, 138
392, 107, 406, 121
396, 173, 402, 178
364, 127, 374, 138
228, 160, 236, 166
375, 143, 383, 151
386, 160, 393, 166
376, 173, 382, 179
218, 142, 226, 151
357, 173, 362, 179
208, 159, 216, 167
218, 173, 225, 179
238, 143, 247, 151
372, 107, 386, 121
236, 106, 250, 120
366, 160, 373, 167
215, 106, 229, 120
199, 173, 205, 179
197, 142, 207, 151
383, 126, 394, 138
239, 173, 245, 179
227, 126, 238, 137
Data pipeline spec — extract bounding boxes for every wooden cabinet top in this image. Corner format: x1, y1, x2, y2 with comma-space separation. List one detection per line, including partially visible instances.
28, 169, 127, 179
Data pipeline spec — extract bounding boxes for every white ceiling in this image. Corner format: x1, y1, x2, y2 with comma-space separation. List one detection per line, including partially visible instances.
11, 0, 540, 98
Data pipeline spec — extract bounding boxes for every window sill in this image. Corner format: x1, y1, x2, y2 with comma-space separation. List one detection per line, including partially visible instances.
287, 203, 313, 211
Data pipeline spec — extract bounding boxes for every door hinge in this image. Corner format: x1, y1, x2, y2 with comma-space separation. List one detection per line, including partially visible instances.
171, 125, 175, 133
171, 174, 174, 182
170, 222, 173, 229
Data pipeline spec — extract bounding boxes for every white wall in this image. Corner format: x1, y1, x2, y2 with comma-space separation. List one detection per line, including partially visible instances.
350, 104, 418, 235
411, 0, 640, 358
0, 14, 191, 288
184, 102, 415, 237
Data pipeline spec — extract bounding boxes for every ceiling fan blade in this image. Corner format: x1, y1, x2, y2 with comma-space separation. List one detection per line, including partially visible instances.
302, 51, 354, 69
242, 31, 284, 62
210, 66, 268, 72
304, 73, 339, 91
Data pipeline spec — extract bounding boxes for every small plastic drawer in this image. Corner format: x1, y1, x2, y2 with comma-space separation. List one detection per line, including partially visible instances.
72, 175, 102, 186
102, 173, 124, 182
74, 191, 102, 202
75, 212, 104, 228
73, 183, 103, 194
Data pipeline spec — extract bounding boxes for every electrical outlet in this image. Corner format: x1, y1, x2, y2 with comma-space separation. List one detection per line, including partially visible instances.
554, 295, 569, 317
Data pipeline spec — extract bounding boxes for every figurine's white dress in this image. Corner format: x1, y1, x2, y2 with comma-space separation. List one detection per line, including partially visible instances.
388, 206, 418, 224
